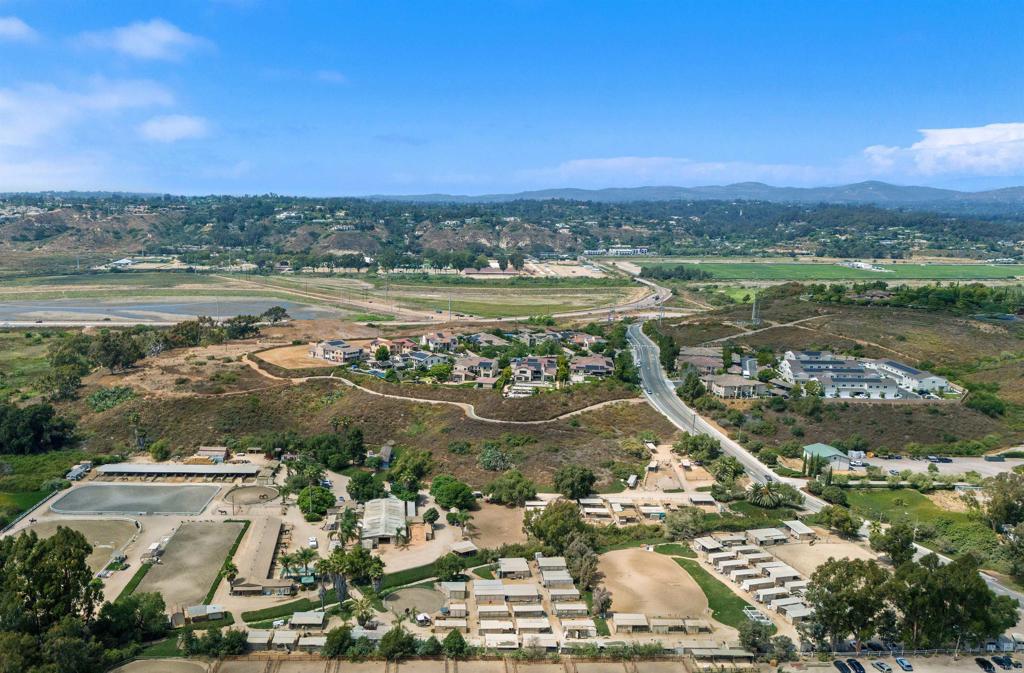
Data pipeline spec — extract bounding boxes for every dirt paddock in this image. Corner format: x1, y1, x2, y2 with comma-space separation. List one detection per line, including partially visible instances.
468, 503, 526, 549
769, 540, 878, 578
137, 521, 245, 608
385, 587, 446, 616
257, 344, 336, 369
26, 518, 137, 572
224, 485, 279, 505
597, 548, 709, 617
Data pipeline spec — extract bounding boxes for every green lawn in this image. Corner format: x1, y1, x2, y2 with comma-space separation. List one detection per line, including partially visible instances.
117, 562, 154, 600
847, 488, 1002, 564
653, 543, 697, 558
137, 637, 185, 658
633, 260, 1024, 281
472, 564, 495, 580
846, 488, 961, 524
674, 558, 765, 631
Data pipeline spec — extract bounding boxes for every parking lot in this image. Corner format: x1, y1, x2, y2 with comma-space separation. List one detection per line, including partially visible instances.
823, 654, 1021, 673
853, 456, 1024, 479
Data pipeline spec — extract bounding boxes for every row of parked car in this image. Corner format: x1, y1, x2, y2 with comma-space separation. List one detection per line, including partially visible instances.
835, 655, 1020, 673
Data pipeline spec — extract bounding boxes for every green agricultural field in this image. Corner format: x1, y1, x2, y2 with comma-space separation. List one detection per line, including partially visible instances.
637, 260, 1024, 281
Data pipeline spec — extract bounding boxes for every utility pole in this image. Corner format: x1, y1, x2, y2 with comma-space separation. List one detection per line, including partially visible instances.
448, 294, 452, 322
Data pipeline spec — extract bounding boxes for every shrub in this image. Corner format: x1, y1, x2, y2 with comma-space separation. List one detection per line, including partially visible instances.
87, 386, 136, 412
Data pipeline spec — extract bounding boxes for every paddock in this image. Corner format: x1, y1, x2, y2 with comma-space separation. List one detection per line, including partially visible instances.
137, 521, 245, 608
769, 540, 877, 578
50, 484, 220, 515
25, 518, 137, 572
597, 548, 708, 618
223, 485, 279, 505
384, 586, 446, 616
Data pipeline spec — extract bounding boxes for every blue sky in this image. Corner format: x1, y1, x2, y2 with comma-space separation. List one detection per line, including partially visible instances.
1, 1, 1023, 194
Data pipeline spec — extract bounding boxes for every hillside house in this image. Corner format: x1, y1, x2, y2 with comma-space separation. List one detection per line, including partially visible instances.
421, 331, 458, 352
310, 339, 364, 363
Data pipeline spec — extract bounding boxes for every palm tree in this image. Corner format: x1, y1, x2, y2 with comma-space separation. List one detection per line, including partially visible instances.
278, 551, 297, 578
394, 525, 410, 550
294, 547, 319, 576
747, 482, 783, 508
347, 595, 375, 626
338, 509, 359, 547
318, 551, 348, 603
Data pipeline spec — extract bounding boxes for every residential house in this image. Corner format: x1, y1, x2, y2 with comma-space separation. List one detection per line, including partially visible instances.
310, 339, 364, 363
569, 355, 613, 378
512, 356, 558, 383
706, 374, 767, 398
677, 347, 725, 376
452, 355, 497, 383
405, 350, 448, 369
421, 331, 458, 352
469, 332, 510, 348
818, 372, 899, 399
569, 332, 606, 350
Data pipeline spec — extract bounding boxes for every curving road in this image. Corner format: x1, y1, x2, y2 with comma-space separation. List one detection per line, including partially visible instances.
628, 321, 1024, 607
626, 322, 826, 509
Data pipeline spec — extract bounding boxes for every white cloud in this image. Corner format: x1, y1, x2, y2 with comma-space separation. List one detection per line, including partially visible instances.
315, 69, 348, 84
518, 156, 827, 188
0, 16, 38, 42
0, 78, 174, 147
864, 122, 1024, 176
138, 114, 209, 142
81, 19, 206, 61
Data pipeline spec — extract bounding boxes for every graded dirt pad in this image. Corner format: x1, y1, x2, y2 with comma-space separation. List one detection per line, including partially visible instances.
277, 662, 335, 673
51, 484, 220, 515
26, 519, 136, 572
597, 548, 709, 617
113, 661, 207, 673
386, 587, 445, 615
257, 343, 337, 370
394, 660, 445, 673
517, 665, 566, 673
138, 521, 244, 608
769, 541, 877, 579
224, 485, 279, 505
468, 503, 527, 548
450, 662, 507, 673
576, 663, 630, 673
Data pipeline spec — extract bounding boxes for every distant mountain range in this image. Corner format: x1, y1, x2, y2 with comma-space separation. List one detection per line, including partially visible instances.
367, 181, 1024, 210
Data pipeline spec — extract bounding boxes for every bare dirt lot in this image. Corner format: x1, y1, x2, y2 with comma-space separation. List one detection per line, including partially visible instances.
26, 518, 137, 571
468, 503, 527, 548
598, 548, 709, 617
256, 343, 337, 370
224, 485, 279, 505
769, 540, 878, 579
138, 521, 244, 608
385, 587, 446, 615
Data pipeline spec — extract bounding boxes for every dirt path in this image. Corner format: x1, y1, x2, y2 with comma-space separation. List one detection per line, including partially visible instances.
240, 354, 644, 425
700, 314, 829, 344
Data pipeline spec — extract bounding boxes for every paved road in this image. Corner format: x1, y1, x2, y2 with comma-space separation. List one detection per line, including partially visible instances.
629, 321, 1024, 608
626, 322, 827, 513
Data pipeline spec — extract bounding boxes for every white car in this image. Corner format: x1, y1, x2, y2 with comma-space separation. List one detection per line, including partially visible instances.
307, 536, 318, 548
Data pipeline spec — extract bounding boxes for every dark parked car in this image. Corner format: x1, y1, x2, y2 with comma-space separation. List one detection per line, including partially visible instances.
834, 661, 852, 673
848, 660, 867, 673
978, 658, 996, 673
867, 643, 885, 652
993, 656, 1014, 670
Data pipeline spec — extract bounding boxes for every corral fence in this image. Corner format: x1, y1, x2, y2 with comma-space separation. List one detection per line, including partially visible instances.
0, 489, 59, 534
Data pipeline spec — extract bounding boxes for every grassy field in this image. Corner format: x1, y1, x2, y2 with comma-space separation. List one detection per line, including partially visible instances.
673, 557, 760, 630
0, 329, 62, 399
632, 260, 1024, 281
846, 488, 963, 524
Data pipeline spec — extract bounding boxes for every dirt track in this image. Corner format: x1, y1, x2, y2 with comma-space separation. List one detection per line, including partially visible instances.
138, 521, 244, 609
597, 548, 708, 617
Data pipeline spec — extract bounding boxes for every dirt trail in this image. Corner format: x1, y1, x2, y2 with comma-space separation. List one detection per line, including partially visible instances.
241, 354, 643, 425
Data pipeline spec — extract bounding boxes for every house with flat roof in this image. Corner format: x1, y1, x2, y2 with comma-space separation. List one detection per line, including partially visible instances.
561, 618, 598, 639
554, 602, 589, 617
497, 557, 531, 579
746, 527, 788, 546
433, 618, 468, 634
536, 556, 566, 571
271, 630, 300, 652
706, 374, 767, 399
185, 604, 224, 623
540, 569, 575, 588
611, 613, 649, 634
246, 630, 272, 651
802, 443, 850, 470
439, 581, 468, 600
290, 611, 327, 630
693, 536, 723, 555
783, 520, 816, 541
